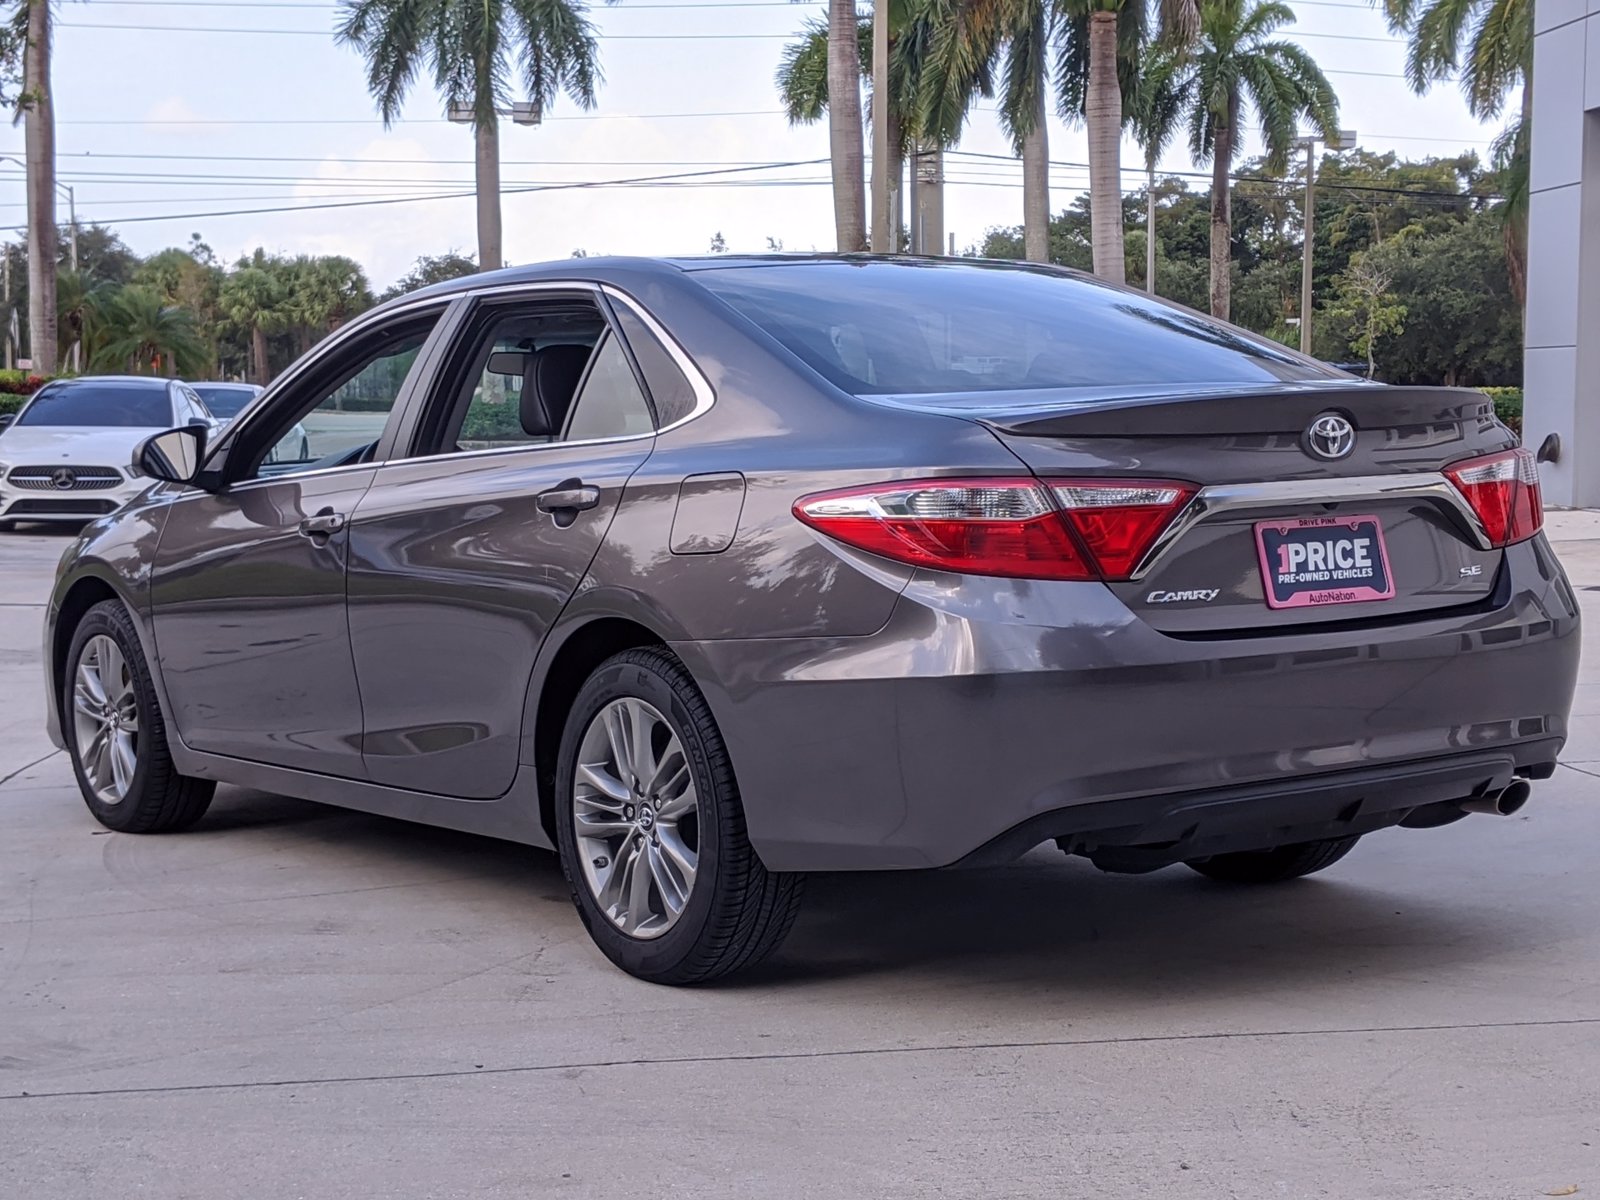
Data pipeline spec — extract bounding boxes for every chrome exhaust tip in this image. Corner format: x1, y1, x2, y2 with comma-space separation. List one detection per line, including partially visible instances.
1460, 778, 1533, 817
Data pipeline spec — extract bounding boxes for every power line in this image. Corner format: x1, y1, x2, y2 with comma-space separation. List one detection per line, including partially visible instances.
54, 109, 787, 125
59, 21, 803, 37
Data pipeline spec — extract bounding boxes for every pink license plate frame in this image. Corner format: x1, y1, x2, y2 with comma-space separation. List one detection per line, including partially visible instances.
1253, 514, 1396, 610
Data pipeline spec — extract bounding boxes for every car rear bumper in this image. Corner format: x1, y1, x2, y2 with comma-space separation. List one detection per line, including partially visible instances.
678, 535, 1581, 872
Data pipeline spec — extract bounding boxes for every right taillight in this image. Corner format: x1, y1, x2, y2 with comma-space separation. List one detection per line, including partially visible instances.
792, 476, 1193, 581
1444, 447, 1543, 547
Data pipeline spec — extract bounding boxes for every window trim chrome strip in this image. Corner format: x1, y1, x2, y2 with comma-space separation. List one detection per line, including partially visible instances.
1130, 472, 1492, 581
599, 284, 716, 433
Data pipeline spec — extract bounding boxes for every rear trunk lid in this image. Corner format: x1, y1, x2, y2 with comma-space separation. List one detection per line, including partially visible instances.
882, 382, 1514, 634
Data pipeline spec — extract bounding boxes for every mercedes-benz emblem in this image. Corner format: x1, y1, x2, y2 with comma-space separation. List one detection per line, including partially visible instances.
1303, 412, 1356, 461
51, 467, 77, 490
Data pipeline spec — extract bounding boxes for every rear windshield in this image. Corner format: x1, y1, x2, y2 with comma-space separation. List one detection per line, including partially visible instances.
17, 383, 175, 428
190, 384, 257, 417
697, 261, 1341, 396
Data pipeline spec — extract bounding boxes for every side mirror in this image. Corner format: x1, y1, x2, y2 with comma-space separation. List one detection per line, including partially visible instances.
0, 412, 13, 432
138, 425, 207, 485
186, 416, 210, 430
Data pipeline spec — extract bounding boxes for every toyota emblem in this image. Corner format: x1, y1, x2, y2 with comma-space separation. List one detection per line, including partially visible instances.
1303, 412, 1355, 461
51, 467, 77, 490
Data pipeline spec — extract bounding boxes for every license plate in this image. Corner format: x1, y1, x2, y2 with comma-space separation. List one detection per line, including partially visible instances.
1254, 515, 1395, 610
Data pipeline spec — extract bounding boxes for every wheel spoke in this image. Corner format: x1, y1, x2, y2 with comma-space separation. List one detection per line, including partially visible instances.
597, 831, 638, 916
649, 836, 694, 917
110, 733, 136, 795
73, 679, 103, 718
76, 660, 108, 710
85, 725, 113, 791
628, 700, 656, 788
625, 834, 654, 930
644, 746, 686, 800
577, 761, 629, 804
603, 704, 634, 786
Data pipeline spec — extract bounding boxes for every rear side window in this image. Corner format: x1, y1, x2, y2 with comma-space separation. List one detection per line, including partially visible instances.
17, 383, 175, 428
611, 303, 698, 427
698, 261, 1342, 396
565, 333, 656, 442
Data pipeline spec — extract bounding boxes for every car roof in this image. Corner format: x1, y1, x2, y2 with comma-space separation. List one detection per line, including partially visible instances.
382, 254, 1063, 309
42, 375, 176, 388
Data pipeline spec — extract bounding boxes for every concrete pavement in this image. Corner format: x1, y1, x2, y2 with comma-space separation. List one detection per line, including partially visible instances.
2, 516, 1598, 1199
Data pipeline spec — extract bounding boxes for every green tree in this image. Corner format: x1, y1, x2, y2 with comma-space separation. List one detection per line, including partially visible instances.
382, 251, 477, 300
1326, 251, 1406, 377
1139, 0, 1337, 319
218, 251, 289, 384
337, 0, 602, 272
1380, 0, 1528, 296
89, 286, 210, 378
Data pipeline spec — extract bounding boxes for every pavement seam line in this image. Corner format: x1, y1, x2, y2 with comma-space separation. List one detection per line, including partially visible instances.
0, 749, 61, 790
1558, 762, 1600, 780
7, 1015, 1600, 1103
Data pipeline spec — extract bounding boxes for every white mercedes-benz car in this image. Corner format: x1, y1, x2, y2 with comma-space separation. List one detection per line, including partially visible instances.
0, 376, 217, 529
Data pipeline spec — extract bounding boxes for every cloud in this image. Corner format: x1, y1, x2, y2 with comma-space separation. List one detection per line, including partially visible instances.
142, 96, 225, 136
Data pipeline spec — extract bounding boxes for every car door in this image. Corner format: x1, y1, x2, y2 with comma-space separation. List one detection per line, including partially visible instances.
345, 288, 657, 798
146, 304, 452, 777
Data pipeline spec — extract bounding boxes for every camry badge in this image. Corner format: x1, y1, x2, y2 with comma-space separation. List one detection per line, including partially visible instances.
1304, 412, 1356, 461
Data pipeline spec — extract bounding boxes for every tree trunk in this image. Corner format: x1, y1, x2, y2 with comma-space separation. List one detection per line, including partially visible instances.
827, 0, 867, 252
887, 105, 904, 251
1084, 10, 1124, 283
251, 324, 268, 385
1506, 76, 1531, 307
1022, 86, 1050, 263
475, 118, 503, 272
869, 0, 892, 253
24, 0, 57, 375
1208, 97, 1236, 320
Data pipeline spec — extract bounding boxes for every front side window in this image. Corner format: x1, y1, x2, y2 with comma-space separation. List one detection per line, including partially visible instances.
245, 313, 441, 480
17, 382, 176, 428
420, 299, 655, 456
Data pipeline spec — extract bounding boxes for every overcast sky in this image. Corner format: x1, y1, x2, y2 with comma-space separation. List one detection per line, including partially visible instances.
0, 0, 1507, 290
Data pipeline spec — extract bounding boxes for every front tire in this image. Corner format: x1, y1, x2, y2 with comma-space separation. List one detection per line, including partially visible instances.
64, 600, 215, 833
1186, 835, 1360, 884
555, 647, 803, 984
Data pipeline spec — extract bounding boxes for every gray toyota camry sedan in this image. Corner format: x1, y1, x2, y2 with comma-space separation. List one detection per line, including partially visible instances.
43, 256, 1580, 983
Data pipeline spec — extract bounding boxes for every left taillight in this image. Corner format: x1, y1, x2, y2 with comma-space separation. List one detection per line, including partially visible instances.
1444, 447, 1543, 548
792, 477, 1194, 582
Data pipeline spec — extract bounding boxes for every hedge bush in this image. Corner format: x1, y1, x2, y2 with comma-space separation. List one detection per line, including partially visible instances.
0, 370, 50, 397
1481, 386, 1522, 435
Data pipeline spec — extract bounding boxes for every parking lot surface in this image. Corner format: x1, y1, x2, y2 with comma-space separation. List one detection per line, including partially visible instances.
4, 516, 1599, 1199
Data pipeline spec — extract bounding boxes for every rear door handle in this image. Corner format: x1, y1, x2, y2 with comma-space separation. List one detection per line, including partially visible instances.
535, 484, 600, 515
298, 509, 347, 537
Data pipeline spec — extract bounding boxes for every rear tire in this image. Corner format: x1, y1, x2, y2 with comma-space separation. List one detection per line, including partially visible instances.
554, 647, 803, 984
64, 600, 215, 833
1186, 835, 1360, 884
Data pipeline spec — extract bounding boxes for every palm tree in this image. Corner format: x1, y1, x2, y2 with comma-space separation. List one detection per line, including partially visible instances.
21, 0, 57, 373
1380, 0, 1528, 297
337, 0, 602, 272
778, 6, 940, 251
55, 269, 110, 371
1138, 0, 1337, 319
218, 254, 287, 384
826, 0, 868, 250
90, 287, 210, 378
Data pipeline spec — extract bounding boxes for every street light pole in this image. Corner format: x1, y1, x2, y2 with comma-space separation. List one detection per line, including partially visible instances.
1146, 161, 1157, 295
1296, 129, 1357, 357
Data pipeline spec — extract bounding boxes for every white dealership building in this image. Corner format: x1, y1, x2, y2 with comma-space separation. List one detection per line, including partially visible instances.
1525, 0, 1600, 507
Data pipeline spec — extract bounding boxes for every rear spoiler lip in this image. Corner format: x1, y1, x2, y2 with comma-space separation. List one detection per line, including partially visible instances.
871, 383, 1497, 437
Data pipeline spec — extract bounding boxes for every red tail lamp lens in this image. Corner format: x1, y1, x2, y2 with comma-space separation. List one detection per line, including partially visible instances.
1444, 448, 1543, 547
793, 477, 1194, 581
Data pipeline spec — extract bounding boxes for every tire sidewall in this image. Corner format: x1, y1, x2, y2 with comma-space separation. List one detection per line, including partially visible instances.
64, 605, 156, 829
555, 654, 726, 980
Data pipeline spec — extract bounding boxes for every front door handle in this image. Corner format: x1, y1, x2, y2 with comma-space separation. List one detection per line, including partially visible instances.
298, 508, 347, 537
535, 483, 600, 515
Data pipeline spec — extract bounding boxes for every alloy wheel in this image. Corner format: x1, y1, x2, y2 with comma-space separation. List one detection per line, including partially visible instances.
72, 634, 140, 806
572, 697, 700, 939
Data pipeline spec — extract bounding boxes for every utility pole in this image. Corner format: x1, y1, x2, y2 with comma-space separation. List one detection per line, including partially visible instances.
1297, 129, 1357, 356
23, 0, 58, 375
869, 0, 891, 253
1146, 162, 1157, 295
3, 243, 11, 371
